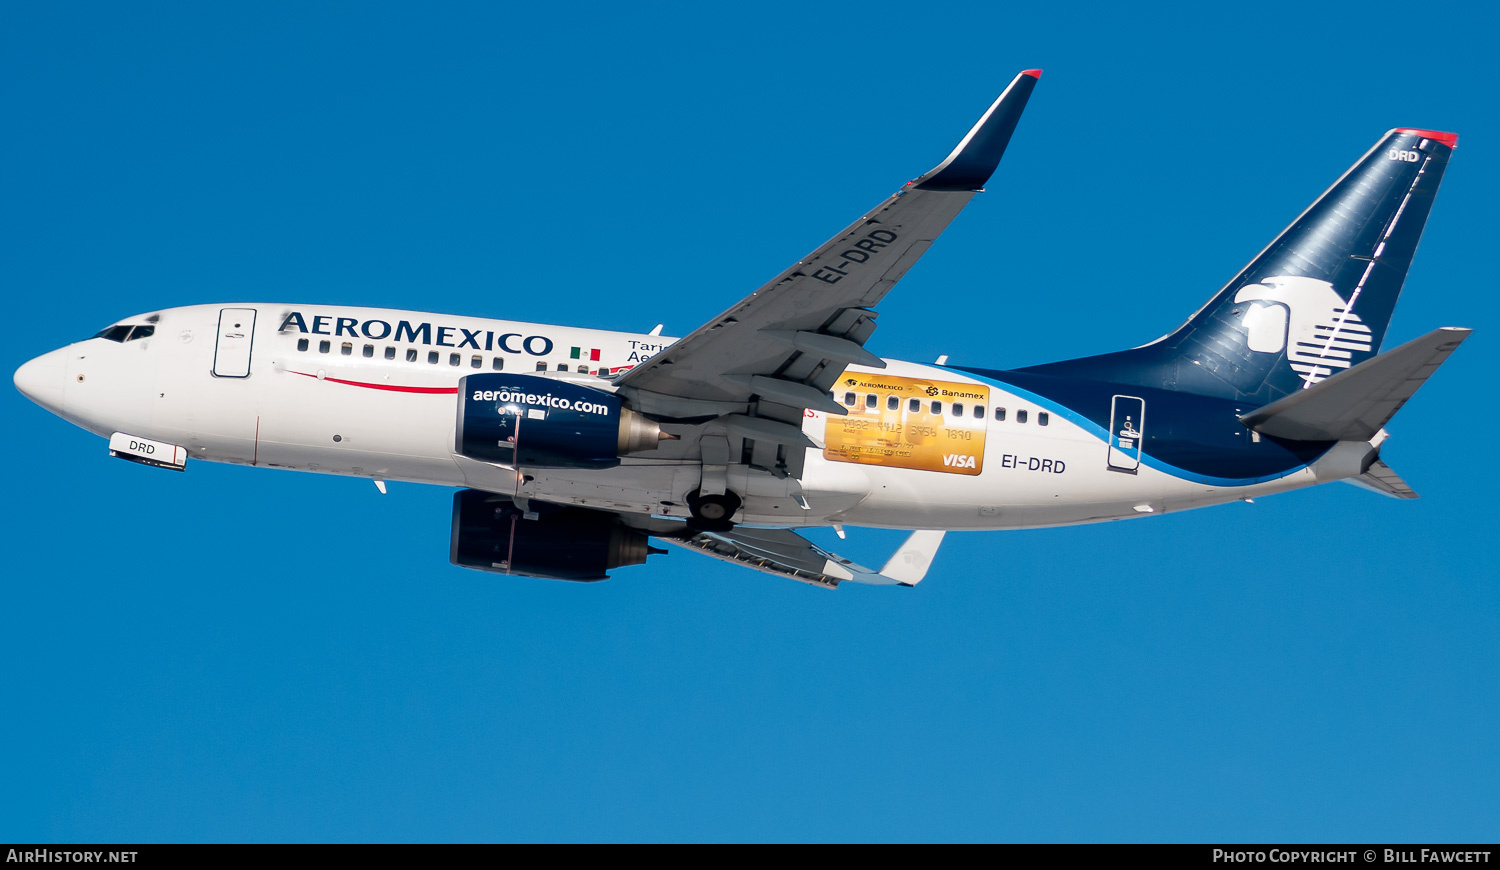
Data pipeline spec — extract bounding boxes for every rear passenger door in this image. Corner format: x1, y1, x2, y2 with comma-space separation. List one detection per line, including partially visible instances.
1107, 395, 1145, 473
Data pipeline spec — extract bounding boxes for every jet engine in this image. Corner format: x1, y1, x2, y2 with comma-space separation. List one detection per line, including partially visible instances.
455, 373, 669, 468
449, 489, 662, 582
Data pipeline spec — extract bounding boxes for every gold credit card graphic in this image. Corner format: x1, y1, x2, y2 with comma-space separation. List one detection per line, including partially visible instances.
823, 374, 989, 475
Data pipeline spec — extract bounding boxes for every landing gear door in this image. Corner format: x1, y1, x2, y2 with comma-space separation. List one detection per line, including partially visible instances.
213, 308, 257, 378
1108, 395, 1145, 473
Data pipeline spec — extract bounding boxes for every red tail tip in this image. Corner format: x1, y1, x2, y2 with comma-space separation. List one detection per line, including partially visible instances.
1396, 128, 1458, 148
1021, 68, 1043, 79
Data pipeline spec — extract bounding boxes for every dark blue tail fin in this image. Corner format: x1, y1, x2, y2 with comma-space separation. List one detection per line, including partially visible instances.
1020, 128, 1457, 404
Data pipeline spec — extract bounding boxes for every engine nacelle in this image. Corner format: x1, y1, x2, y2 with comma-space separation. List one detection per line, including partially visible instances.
449, 489, 659, 582
455, 373, 667, 468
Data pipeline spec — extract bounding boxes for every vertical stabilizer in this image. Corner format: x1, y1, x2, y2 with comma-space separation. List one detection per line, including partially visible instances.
1021, 129, 1456, 404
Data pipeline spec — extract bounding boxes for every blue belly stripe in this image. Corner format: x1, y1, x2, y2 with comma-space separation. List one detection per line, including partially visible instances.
950, 368, 1323, 487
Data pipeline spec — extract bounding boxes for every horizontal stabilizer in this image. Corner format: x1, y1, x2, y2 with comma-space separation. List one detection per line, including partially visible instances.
1239, 327, 1471, 441
1345, 459, 1419, 499
661, 527, 945, 589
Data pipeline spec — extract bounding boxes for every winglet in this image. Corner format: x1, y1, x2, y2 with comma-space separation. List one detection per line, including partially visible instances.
878, 530, 947, 586
912, 70, 1041, 191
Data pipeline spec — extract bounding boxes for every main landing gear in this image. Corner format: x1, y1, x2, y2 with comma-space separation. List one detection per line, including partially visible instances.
686, 489, 741, 533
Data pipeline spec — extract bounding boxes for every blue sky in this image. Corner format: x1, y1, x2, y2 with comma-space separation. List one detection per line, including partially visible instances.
3, 0, 1498, 843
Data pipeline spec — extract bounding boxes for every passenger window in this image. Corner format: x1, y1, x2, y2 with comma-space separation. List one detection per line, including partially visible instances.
886, 395, 899, 411
492, 357, 504, 370
994, 407, 1006, 422
319, 340, 331, 354
953, 402, 965, 417
931, 401, 942, 415
427, 351, 439, 364
1038, 412, 1050, 426
362, 344, 374, 358
973, 405, 984, 419
844, 392, 857, 406
471, 355, 482, 369
385, 347, 395, 360
909, 398, 921, 413
406, 348, 418, 363
297, 338, 309, 352
558, 364, 569, 372
1017, 409, 1028, 424
536, 361, 548, 371
449, 353, 460, 366
865, 394, 877, 409
340, 342, 352, 356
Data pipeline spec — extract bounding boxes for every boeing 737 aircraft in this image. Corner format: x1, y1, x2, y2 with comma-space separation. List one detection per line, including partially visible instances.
12, 71, 1470, 588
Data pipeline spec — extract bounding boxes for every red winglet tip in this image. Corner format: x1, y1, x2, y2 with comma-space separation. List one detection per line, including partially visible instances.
1396, 128, 1458, 148
1021, 68, 1043, 79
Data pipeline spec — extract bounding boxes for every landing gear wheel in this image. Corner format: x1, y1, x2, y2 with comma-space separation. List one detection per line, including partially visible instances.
686, 489, 741, 533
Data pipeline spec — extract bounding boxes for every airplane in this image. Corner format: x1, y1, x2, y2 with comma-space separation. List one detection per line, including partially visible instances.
12, 70, 1470, 589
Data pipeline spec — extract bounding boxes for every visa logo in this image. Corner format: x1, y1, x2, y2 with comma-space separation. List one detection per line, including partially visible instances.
942, 454, 977, 468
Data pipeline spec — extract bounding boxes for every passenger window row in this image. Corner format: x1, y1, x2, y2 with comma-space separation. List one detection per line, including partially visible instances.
292, 338, 598, 374
836, 391, 1049, 426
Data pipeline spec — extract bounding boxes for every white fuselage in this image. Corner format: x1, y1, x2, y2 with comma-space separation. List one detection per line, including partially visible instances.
20, 303, 1342, 532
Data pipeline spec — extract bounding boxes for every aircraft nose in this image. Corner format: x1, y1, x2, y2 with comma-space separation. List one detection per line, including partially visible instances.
14, 349, 66, 414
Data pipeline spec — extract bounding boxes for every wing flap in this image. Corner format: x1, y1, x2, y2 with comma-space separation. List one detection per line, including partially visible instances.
661, 527, 946, 589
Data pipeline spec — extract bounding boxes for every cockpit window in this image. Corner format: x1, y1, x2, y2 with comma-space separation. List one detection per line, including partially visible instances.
94, 324, 155, 342
94, 325, 132, 342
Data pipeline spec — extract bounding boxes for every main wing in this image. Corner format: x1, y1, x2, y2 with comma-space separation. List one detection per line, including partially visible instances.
614, 70, 1041, 480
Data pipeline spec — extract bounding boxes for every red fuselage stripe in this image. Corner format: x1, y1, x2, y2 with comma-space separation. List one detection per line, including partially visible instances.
288, 370, 459, 394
